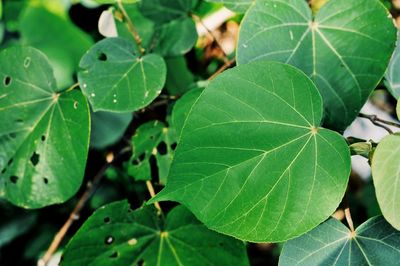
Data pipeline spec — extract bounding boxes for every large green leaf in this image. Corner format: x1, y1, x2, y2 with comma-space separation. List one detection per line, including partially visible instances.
385, 32, 400, 98
139, 0, 199, 24
78, 37, 167, 112
279, 216, 400, 265
165, 56, 195, 95
371, 134, 400, 230
0, 47, 90, 208
62, 200, 249, 266
237, 0, 396, 131
20, 6, 93, 89
205, 0, 253, 12
151, 61, 351, 242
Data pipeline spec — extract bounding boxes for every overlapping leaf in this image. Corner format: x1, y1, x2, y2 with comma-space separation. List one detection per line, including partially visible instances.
371, 134, 400, 230
0, 47, 90, 208
139, 0, 198, 24
237, 0, 396, 131
205, 0, 253, 12
280, 216, 400, 265
385, 31, 400, 98
62, 200, 249, 266
78, 37, 166, 112
151, 61, 351, 242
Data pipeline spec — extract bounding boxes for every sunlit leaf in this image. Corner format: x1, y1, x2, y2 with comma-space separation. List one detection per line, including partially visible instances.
385, 32, 400, 98
205, 0, 253, 12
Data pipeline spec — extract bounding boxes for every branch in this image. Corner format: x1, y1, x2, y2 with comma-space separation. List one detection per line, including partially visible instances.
38, 148, 131, 266
207, 58, 236, 81
358, 113, 400, 134
117, 0, 145, 55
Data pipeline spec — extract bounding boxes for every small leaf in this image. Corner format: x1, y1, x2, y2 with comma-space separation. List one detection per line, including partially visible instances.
205, 0, 253, 13
90, 111, 132, 149
0, 46, 90, 208
62, 200, 249, 266
151, 61, 351, 242
78, 37, 167, 112
165, 56, 195, 95
279, 216, 400, 265
139, 0, 199, 24
385, 32, 400, 98
237, 0, 396, 131
371, 134, 400, 230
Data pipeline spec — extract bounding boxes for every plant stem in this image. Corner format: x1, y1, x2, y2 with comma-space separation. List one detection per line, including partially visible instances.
38, 148, 131, 266
208, 58, 236, 81
358, 113, 400, 134
61, 82, 80, 94
191, 13, 229, 63
117, 0, 145, 55
146, 181, 162, 214
344, 207, 355, 233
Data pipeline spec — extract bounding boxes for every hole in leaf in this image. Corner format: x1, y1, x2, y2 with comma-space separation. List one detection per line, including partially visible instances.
10, 176, 18, 184
3, 76, 11, 86
109, 251, 118, 259
7, 158, 13, 166
170, 143, 177, 150
30, 152, 40, 166
43, 177, 49, 184
105, 236, 114, 245
104, 217, 111, 223
132, 153, 145, 166
1, 168, 7, 174
41, 135, 46, 142
98, 52, 107, 61
138, 259, 144, 265
15, 119, 24, 124
157, 141, 167, 155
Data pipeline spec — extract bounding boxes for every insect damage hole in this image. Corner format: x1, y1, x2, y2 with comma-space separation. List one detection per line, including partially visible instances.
30, 152, 40, 166
98, 52, 107, 61
10, 175, 19, 184
109, 251, 119, 259
43, 177, 49, 184
157, 141, 168, 155
3, 76, 11, 87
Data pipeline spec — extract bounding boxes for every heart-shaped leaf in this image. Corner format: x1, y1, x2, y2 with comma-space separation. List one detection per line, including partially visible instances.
151, 61, 351, 242
205, 0, 253, 13
61, 200, 249, 266
78, 37, 167, 112
279, 216, 400, 265
237, 0, 396, 131
385, 31, 400, 98
371, 134, 400, 230
0, 46, 90, 208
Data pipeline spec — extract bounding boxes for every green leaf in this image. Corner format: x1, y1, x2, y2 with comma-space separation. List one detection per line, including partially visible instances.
165, 56, 195, 95
0, 214, 36, 248
20, 6, 93, 89
90, 111, 132, 149
0, 46, 90, 208
151, 61, 351, 242
371, 134, 400, 230
95, 0, 139, 3
171, 88, 203, 140
237, 0, 396, 131
397, 100, 400, 120
78, 37, 167, 112
62, 200, 249, 266
385, 32, 400, 98
127, 121, 177, 184
279, 216, 400, 265
139, 0, 199, 24
205, 0, 253, 13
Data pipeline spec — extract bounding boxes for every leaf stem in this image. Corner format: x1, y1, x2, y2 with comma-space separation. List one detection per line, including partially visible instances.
38, 147, 131, 266
344, 195, 355, 233
61, 82, 80, 94
207, 58, 236, 81
358, 113, 400, 134
117, 0, 145, 55
146, 180, 162, 214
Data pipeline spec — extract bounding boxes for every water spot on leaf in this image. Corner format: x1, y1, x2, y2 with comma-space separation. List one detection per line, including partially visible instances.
82, 83, 87, 89
113, 99, 117, 103
157, 141, 167, 155
128, 238, 137, 245
3, 76, 11, 86
10, 176, 19, 184
90, 93, 96, 97
98, 52, 107, 61
30, 152, 40, 166
24, 57, 31, 68
105, 236, 114, 245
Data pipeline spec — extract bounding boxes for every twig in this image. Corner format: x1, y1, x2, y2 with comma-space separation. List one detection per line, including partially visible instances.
117, 0, 145, 54
145, 181, 162, 214
191, 13, 229, 63
208, 58, 236, 81
38, 148, 131, 266
358, 113, 400, 134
